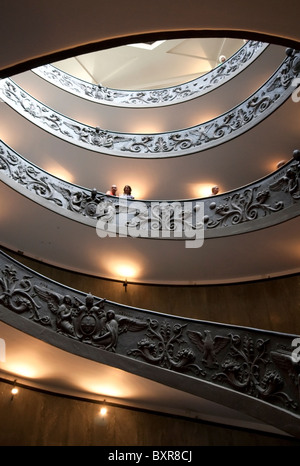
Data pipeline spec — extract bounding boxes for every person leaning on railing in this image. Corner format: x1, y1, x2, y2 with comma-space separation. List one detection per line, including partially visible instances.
106, 184, 118, 196
120, 185, 134, 199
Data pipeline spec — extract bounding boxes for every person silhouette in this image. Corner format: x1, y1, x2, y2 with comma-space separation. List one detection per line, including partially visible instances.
106, 184, 118, 196
120, 185, 134, 199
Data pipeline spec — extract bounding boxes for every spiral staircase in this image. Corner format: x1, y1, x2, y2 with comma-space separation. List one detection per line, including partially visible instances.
1, 0, 300, 444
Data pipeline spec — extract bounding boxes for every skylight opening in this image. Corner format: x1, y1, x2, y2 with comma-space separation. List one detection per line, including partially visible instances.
126, 40, 166, 50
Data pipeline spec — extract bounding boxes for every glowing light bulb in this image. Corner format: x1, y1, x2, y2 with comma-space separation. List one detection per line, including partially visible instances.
100, 406, 107, 416
116, 264, 137, 279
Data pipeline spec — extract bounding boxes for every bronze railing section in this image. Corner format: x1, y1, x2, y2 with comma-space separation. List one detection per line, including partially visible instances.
0, 250, 299, 437
0, 139, 299, 239
0, 49, 299, 157
32, 41, 268, 108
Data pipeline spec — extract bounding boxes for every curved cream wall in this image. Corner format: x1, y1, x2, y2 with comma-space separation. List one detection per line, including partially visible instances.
1, 1, 300, 77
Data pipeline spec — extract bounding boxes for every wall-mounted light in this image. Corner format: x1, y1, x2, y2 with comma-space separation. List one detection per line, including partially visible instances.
195, 184, 220, 198
99, 400, 108, 417
115, 264, 137, 288
11, 380, 19, 400
276, 160, 286, 169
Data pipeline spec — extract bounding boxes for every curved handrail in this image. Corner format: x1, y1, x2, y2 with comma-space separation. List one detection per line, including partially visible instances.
0, 139, 300, 241
0, 49, 299, 158
0, 249, 299, 437
32, 41, 268, 108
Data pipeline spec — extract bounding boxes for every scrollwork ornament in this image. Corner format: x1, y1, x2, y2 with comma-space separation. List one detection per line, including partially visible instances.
0, 145, 20, 175
0, 138, 299, 236
212, 334, 297, 409
205, 186, 284, 229
125, 201, 203, 237
269, 159, 300, 200
271, 349, 300, 404
0, 148, 64, 206
1, 49, 299, 157
0, 251, 299, 419
0, 265, 50, 324
32, 41, 268, 107
128, 319, 205, 376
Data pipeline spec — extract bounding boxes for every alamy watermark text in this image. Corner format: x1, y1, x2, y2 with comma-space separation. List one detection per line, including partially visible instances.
96, 199, 205, 248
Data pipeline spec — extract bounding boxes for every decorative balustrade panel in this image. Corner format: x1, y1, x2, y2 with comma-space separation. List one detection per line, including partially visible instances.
32, 41, 268, 107
0, 140, 300, 239
0, 250, 299, 430
0, 50, 299, 157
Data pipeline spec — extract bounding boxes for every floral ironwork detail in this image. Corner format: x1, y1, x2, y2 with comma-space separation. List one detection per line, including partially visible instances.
0, 141, 114, 219
204, 186, 284, 229
0, 139, 300, 237
0, 265, 50, 324
125, 201, 203, 237
32, 41, 268, 107
0, 251, 299, 420
128, 319, 205, 376
0, 140, 300, 237
0, 49, 299, 157
269, 159, 300, 200
212, 334, 298, 410
271, 349, 300, 403
53, 185, 107, 217
204, 156, 300, 230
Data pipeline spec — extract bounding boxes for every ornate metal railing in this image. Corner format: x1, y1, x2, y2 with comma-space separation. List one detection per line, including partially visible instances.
32, 41, 268, 108
0, 49, 299, 158
0, 139, 300, 241
0, 249, 299, 437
